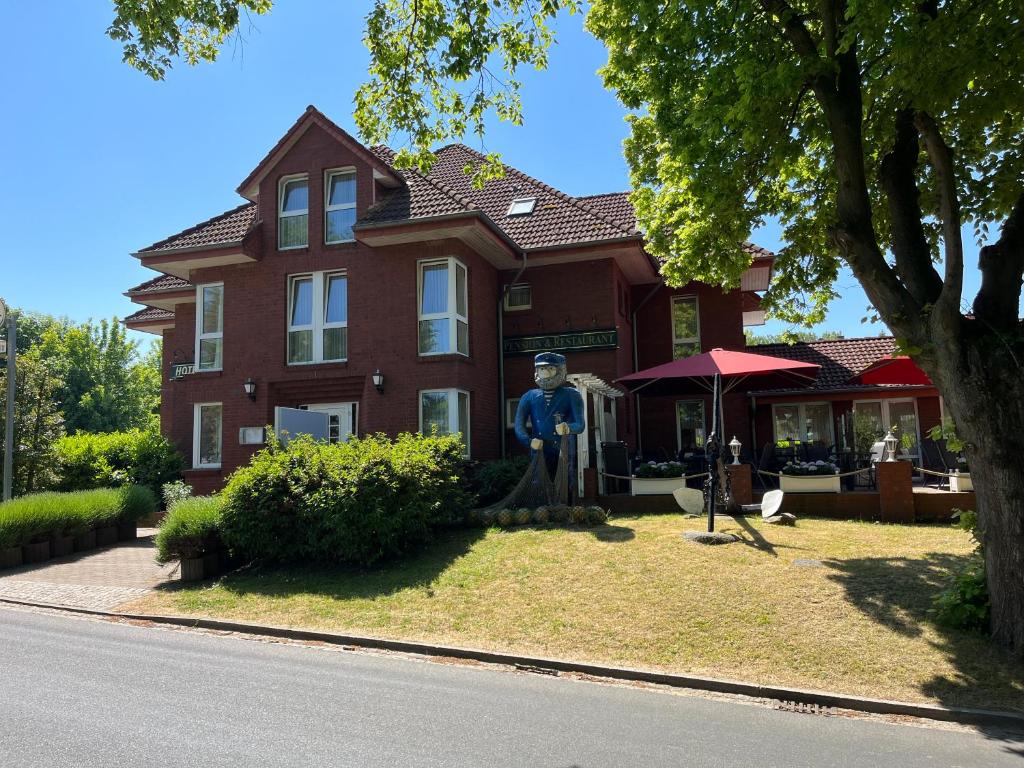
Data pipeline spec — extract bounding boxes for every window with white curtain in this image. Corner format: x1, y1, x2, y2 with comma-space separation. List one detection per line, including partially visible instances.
278, 175, 308, 249
193, 403, 222, 468
195, 283, 223, 371
420, 389, 470, 455
418, 258, 468, 355
287, 271, 347, 364
671, 296, 700, 359
772, 402, 834, 445
325, 169, 356, 243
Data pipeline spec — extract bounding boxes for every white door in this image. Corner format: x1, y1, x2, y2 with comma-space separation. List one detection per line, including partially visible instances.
853, 399, 920, 464
303, 402, 358, 444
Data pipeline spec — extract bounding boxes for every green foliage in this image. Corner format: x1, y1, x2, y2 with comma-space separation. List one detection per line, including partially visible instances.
933, 510, 990, 633
852, 413, 881, 455
219, 432, 472, 567
745, 330, 845, 345
928, 417, 967, 454
154, 496, 224, 564
0, 348, 66, 495
0, 486, 156, 549
161, 480, 193, 511
467, 456, 529, 506
53, 430, 184, 498
634, 460, 684, 479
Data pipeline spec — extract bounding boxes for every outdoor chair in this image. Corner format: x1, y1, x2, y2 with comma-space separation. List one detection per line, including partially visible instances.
673, 486, 706, 516
740, 489, 785, 519
920, 439, 950, 489
757, 443, 779, 489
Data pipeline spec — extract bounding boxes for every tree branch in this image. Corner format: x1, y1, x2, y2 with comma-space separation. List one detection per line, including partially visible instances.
975, 193, 1024, 330
914, 111, 964, 311
880, 109, 942, 306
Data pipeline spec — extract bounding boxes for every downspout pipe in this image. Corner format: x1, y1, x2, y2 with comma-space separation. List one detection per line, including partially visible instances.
630, 279, 664, 458
498, 252, 528, 460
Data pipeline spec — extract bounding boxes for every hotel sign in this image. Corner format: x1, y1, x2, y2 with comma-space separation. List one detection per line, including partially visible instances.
503, 329, 618, 356
169, 361, 196, 380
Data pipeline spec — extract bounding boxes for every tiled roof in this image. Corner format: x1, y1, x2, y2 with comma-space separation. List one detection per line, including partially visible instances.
126, 274, 192, 295
360, 144, 639, 251
747, 336, 899, 392
124, 306, 174, 324
138, 203, 257, 253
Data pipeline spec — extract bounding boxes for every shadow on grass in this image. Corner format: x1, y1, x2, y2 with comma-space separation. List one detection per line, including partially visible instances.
204, 526, 488, 602
824, 553, 1024, 750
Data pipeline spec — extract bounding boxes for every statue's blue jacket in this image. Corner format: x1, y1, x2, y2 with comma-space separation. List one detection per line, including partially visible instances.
514, 386, 585, 461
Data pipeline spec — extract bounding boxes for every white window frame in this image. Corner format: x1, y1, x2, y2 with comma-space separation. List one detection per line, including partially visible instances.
192, 402, 223, 469
506, 397, 534, 430
194, 282, 224, 372
507, 197, 537, 216
417, 257, 469, 357
324, 168, 357, 244
419, 388, 471, 456
503, 283, 532, 311
287, 271, 348, 365
278, 174, 309, 250
771, 401, 835, 445
671, 295, 701, 359
853, 397, 921, 460
301, 402, 359, 444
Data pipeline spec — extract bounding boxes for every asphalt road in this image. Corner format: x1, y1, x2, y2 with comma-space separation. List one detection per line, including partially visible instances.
0, 606, 1020, 767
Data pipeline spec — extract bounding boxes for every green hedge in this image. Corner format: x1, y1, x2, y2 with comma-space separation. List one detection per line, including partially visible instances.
54, 430, 184, 499
466, 456, 530, 506
220, 432, 472, 567
0, 486, 157, 550
154, 496, 224, 564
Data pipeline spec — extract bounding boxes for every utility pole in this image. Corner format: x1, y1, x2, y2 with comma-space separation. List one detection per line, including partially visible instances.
1, 299, 13, 502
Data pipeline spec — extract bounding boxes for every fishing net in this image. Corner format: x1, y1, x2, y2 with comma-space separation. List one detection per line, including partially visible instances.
478, 434, 571, 514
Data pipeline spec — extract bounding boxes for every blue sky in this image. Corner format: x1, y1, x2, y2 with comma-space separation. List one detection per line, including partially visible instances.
0, 2, 988, 346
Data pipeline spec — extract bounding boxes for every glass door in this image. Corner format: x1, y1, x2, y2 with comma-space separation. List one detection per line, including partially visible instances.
888, 400, 921, 465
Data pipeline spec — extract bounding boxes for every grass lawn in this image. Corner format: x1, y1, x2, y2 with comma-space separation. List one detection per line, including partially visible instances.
122, 514, 1024, 711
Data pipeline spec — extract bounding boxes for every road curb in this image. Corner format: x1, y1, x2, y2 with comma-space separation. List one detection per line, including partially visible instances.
2, 594, 1022, 730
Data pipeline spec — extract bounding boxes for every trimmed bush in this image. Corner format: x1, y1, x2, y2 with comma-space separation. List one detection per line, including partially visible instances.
154, 496, 224, 564
466, 456, 530, 506
54, 430, 184, 498
220, 432, 472, 567
0, 486, 157, 550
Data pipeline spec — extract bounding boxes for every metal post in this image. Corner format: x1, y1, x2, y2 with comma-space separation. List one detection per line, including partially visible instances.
704, 373, 722, 533
3, 314, 15, 501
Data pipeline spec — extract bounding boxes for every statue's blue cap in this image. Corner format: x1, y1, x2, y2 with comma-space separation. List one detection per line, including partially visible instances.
534, 352, 566, 367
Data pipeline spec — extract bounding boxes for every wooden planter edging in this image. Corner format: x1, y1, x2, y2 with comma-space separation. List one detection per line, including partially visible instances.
95, 526, 119, 547
22, 541, 50, 564
0, 547, 23, 569
73, 529, 97, 552
50, 535, 74, 558
179, 549, 231, 582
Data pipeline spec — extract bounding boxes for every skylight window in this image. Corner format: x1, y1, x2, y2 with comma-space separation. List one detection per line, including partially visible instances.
507, 197, 537, 216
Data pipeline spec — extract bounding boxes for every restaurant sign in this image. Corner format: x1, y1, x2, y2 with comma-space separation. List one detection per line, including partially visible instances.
503, 329, 618, 356
169, 361, 196, 380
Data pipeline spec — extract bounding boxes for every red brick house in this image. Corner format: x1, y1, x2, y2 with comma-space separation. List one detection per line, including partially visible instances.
124, 107, 942, 494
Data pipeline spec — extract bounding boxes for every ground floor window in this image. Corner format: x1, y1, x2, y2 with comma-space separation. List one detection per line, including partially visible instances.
505, 398, 533, 430
772, 402, 833, 446
301, 402, 358, 444
193, 403, 222, 468
853, 399, 920, 461
420, 389, 470, 456
676, 400, 706, 453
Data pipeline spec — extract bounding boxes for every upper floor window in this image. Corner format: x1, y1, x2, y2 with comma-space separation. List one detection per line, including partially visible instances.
418, 258, 468, 356
503, 283, 531, 311
325, 169, 357, 244
195, 283, 223, 371
671, 295, 700, 359
288, 271, 348, 364
278, 175, 308, 250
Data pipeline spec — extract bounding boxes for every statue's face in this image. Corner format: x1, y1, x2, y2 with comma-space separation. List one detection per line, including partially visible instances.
535, 363, 566, 391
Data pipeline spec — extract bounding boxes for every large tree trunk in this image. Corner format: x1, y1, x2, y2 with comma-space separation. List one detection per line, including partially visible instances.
928, 327, 1024, 652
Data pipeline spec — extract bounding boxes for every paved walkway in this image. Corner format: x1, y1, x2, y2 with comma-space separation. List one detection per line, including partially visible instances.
0, 530, 179, 611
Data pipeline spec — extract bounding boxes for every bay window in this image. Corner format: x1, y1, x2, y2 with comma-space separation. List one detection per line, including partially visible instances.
420, 389, 470, 455
418, 258, 468, 356
195, 283, 223, 371
325, 169, 357, 243
193, 403, 223, 469
288, 271, 347, 364
278, 175, 308, 249
671, 296, 700, 359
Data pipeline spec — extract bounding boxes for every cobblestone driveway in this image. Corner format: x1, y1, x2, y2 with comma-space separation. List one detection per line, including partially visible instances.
0, 530, 178, 611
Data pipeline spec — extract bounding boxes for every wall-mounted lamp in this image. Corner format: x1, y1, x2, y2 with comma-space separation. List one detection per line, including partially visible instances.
243, 377, 257, 401
371, 369, 384, 393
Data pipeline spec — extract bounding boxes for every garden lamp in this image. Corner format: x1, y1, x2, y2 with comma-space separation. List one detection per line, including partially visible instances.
729, 436, 742, 465
884, 429, 898, 461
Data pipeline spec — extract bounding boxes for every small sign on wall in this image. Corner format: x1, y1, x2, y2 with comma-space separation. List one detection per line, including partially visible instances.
169, 361, 195, 380
503, 329, 618, 356
238, 427, 266, 445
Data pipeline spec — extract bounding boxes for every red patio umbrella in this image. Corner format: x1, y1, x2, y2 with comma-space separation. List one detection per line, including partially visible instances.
617, 347, 820, 397
849, 355, 932, 386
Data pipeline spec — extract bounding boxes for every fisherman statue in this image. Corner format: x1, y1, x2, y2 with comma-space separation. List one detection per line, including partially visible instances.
514, 352, 586, 499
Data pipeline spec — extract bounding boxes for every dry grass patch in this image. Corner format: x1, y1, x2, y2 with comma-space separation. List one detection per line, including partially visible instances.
124, 515, 1024, 711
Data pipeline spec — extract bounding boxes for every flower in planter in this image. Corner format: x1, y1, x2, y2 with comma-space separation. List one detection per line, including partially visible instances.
781, 460, 839, 476
634, 460, 684, 479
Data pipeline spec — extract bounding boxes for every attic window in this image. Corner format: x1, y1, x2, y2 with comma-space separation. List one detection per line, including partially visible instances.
507, 197, 537, 216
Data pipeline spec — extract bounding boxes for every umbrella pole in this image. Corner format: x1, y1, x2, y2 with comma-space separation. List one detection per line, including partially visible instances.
705, 373, 722, 533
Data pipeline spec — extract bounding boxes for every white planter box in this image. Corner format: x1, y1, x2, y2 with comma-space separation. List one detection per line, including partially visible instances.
780, 474, 841, 494
631, 477, 686, 496
950, 472, 973, 492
